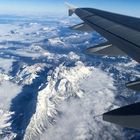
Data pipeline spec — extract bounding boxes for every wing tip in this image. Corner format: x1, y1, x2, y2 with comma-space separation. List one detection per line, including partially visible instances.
65, 2, 77, 16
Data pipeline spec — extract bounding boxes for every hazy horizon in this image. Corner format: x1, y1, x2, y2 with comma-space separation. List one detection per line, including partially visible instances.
0, 0, 139, 17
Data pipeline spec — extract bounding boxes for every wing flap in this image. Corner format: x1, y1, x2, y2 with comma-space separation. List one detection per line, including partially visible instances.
103, 103, 140, 129
70, 23, 94, 32
126, 79, 140, 91
86, 42, 126, 56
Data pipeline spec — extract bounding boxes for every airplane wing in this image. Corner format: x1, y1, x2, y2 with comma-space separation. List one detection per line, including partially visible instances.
67, 3, 140, 63
67, 3, 140, 91
66, 3, 140, 130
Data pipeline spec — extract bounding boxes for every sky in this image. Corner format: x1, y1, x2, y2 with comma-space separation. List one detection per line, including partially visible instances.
0, 0, 139, 17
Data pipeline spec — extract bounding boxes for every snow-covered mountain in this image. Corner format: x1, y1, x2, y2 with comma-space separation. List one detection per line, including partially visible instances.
0, 15, 140, 140
25, 62, 125, 140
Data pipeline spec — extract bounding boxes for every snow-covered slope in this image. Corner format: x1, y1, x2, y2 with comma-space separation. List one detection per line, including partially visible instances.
15, 63, 47, 85
0, 15, 139, 140
24, 61, 124, 140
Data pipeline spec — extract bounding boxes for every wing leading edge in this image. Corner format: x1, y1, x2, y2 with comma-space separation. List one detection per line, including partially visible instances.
67, 4, 140, 130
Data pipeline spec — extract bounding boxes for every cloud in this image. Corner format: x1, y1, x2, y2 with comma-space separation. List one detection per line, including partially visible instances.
0, 58, 15, 73
0, 80, 22, 138
23, 62, 125, 140
41, 68, 124, 140
0, 81, 22, 110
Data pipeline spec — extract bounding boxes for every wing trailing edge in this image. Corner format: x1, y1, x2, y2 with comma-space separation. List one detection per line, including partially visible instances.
126, 79, 140, 91
86, 42, 126, 56
103, 103, 140, 129
70, 23, 94, 32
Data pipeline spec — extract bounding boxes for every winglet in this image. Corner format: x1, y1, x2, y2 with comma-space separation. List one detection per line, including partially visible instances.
65, 2, 77, 16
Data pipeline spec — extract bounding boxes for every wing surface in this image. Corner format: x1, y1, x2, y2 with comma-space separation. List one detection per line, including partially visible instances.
69, 6, 140, 62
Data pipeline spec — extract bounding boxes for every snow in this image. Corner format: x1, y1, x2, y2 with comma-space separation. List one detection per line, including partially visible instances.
0, 81, 22, 138
0, 15, 138, 140
0, 58, 15, 73
68, 52, 80, 60
40, 66, 124, 140
16, 63, 47, 85
0, 73, 10, 82
0, 19, 58, 43
0, 110, 17, 140
0, 81, 21, 109
48, 37, 67, 48
23, 61, 125, 140
24, 62, 93, 139
63, 33, 93, 44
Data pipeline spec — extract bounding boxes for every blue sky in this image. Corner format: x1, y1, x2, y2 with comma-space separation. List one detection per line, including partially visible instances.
0, 0, 139, 17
